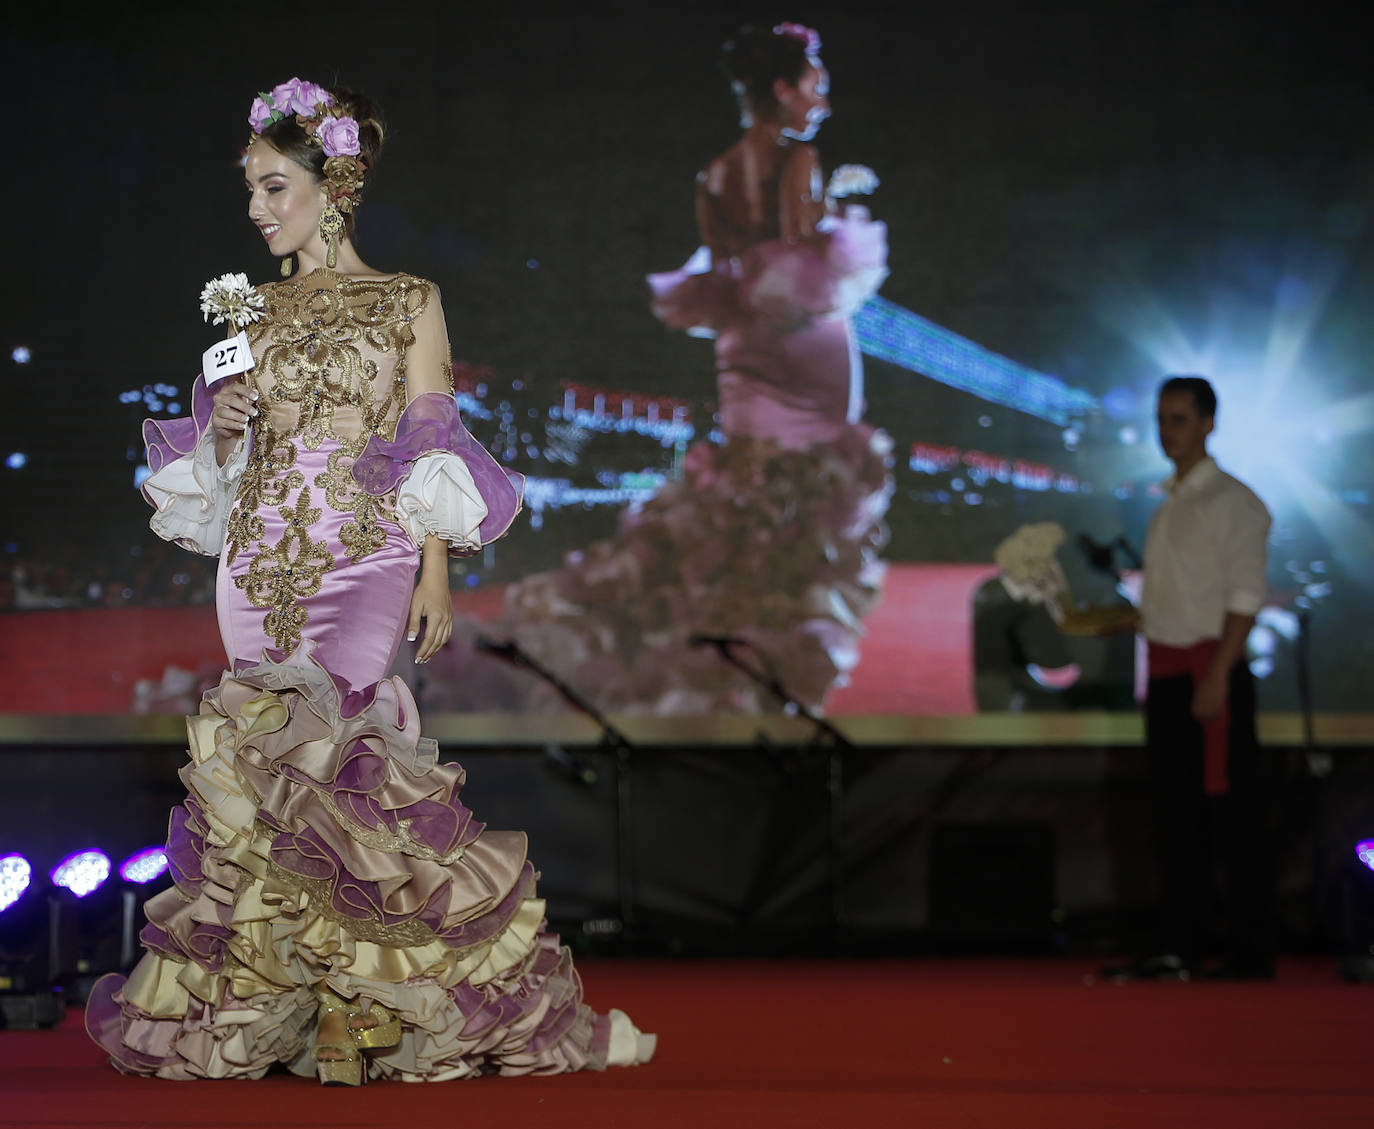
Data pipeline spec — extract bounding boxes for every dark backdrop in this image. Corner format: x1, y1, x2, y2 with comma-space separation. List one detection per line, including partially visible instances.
3, 2, 1372, 708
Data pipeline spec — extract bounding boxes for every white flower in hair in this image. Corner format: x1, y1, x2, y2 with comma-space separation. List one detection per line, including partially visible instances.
827, 164, 880, 199
199, 272, 266, 331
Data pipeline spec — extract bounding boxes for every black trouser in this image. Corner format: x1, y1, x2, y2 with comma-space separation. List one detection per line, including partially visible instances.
1144, 661, 1274, 970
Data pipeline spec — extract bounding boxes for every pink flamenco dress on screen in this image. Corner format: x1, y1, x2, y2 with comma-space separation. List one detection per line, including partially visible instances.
492, 208, 893, 713
84, 270, 655, 1081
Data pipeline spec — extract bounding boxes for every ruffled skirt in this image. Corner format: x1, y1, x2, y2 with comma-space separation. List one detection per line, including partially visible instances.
498, 424, 893, 714
85, 649, 654, 1080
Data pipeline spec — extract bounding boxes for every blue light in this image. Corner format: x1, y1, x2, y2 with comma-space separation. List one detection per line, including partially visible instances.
118, 847, 169, 885
11, 346, 31, 364
5, 452, 26, 469
0, 854, 31, 912
1102, 386, 1138, 421
854, 296, 1098, 425
522, 475, 664, 516
51, 850, 111, 898
1357, 840, 1374, 873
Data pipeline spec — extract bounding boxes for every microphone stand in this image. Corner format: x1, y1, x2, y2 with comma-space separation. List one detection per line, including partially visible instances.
697, 638, 853, 945
477, 639, 638, 943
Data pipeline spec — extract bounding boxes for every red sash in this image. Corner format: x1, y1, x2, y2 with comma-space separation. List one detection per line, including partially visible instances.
1147, 639, 1229, 796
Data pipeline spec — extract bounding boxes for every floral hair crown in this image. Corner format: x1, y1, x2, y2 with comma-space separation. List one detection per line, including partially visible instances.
773, 22, 821, 56
248, 78, 367, 212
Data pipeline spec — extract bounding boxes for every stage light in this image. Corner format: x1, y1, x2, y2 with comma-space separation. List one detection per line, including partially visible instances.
4, 452, 26, 469
118, 848, 169, 886
50, 850, 111, 898
1357, 840, 1374, 873
11, 346, 30, 364
1, 854, 32, 912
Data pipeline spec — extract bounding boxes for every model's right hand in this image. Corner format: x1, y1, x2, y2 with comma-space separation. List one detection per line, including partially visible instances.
211, 379, 258, 440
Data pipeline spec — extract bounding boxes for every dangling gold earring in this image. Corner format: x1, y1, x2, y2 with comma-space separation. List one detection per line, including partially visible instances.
319, 203, 345, 270
281, 254, 294, 278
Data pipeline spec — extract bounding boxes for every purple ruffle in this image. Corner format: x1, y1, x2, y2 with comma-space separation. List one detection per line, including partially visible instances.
142, 374, 216, 477
649, 211, 889, 335
647, 252, 739, 334
352, 391, 525, 546
85, 645, 649, 1080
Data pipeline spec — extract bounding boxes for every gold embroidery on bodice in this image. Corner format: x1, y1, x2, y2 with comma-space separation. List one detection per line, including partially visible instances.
226, 270, 433, 652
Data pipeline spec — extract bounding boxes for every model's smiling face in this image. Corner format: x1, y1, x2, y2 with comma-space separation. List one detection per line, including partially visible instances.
245, 141, 325, 257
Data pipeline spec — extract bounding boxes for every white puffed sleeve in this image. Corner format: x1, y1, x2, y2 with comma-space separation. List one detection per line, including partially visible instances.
352, 391, 524, 555
144, 428, 249, 556
393, 450, 490, 552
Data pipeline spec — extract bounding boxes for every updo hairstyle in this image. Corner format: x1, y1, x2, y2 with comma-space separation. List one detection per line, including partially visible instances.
257, 87, 385, 235
719, 25, 817, 125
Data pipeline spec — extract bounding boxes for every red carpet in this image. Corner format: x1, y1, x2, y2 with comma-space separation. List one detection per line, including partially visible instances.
2, 958, 1367, 1128
0, 564, 993, 715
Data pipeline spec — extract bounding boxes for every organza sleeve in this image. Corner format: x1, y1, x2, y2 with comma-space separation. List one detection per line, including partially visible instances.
141, 374, 249, 556
647, 246, 740, 337
740, 208, 889, 326
352, 391, 524, 554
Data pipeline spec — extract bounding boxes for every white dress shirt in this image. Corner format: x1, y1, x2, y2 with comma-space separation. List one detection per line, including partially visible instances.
1141, 457, 1271, 647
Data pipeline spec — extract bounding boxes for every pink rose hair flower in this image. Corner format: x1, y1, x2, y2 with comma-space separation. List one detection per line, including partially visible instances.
248, 96, 273, 133
774, 22, 821, 55
316, 115, 361, 157
290, 81, 334, 116
270, 78, 307, 116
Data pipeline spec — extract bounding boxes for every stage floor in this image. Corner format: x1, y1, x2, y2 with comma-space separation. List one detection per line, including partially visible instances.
2, 957, 1367, 1128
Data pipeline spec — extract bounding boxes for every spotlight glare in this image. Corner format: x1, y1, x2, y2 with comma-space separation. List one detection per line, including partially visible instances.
0, 853, 32, 912
1358, 839, 1374, 873
119, 847, 169, 885
5, 452, 26, 469
50, 849, 112, 898
12, 346, 31, 364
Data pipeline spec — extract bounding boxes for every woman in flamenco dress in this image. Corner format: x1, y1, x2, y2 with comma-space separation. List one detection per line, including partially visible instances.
84, 78, 655, 1085
486, 23, 892, 715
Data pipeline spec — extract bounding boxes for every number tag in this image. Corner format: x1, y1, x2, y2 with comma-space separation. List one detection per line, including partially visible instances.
202, 330, 256, 385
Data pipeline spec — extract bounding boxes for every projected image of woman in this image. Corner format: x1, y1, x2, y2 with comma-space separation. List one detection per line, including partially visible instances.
84, 77, 654, 1085
494, 23, 892, 712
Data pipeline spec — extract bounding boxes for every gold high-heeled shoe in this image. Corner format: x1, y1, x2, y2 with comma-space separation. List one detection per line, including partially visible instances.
313, 991, 365, 1087
347, 999, 401, 1050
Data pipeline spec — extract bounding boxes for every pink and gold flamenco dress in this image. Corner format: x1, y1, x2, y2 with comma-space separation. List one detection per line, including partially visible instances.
485, 210, 893, 714
84, 269, 655, 1080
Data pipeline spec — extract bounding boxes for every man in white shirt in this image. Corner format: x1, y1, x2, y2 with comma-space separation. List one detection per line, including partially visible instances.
1118, 375, 1275, 980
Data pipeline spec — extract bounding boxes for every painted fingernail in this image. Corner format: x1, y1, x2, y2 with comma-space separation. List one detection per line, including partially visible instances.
407, 632, 417, 641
